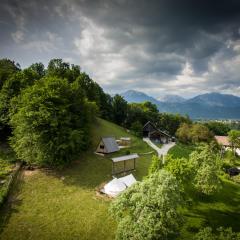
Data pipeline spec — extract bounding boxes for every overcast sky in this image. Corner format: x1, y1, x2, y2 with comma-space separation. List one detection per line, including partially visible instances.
1, 0, 240, 98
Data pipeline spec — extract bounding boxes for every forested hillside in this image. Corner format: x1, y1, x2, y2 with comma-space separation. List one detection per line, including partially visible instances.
0, 58, 190, 167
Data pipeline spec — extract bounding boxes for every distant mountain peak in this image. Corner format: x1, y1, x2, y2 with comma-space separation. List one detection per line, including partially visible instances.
188, 92, 240, 107
158, 94, 186, 103
120, 90, 160, 104
122, 90, 146, 96
119, 90, 240, 119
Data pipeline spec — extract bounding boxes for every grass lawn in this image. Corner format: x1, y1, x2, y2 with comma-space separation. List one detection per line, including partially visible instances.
168, 142, 196, 159
0, 118, 154, 240
169, 143, 240, 239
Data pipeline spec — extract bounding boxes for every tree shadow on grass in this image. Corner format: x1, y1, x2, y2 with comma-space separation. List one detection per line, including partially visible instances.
189, 207, 240, 232
182, 178, 240, 234
46, 147, 151, 190
0, 171, 24, 235
186, 177, 240, 206
44, 151, 113, 190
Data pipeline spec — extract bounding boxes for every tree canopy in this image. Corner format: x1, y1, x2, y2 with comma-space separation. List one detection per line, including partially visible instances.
110, 170, 183, 240
228, 130, 240, 152
205, 121, 231, 136
0, 58, 20, 89
0, 69, 40, 129
10, 76, 97, 166
194, 227, 240, 240
165, 144, 222, 195
176, 123, 213, 144
112, 94, 128, 125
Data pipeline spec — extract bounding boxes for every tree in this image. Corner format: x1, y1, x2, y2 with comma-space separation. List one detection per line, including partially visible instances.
75, 72, 113, 119
47, 58, 81, 83
228, 130, 240, 155
148, 155, 163, 175
165, 144, 222, 195
28, 62, 45, 78
112, 94, 128, 125
110, 170, 183, 240
194, 227, 240, 240
0, 69, 40, 131
157, 113, 191, 136
164, 155, 194, 184
176, 123, 213, 144
0, 58, 20, 89
194, 162, 221, 195
176, 123, 192, 143
10, 77, 97, 167
125, 103, 149, 127
189, 144, 222, 195
205, 121, 230, 136
190, 124, 213, 143
130, 121, 142, 137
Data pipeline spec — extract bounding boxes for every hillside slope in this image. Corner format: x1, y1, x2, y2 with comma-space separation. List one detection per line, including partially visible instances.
0, 118, 154, 240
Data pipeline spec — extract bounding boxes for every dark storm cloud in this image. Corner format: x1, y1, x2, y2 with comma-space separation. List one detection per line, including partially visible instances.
1, 0, 240, 96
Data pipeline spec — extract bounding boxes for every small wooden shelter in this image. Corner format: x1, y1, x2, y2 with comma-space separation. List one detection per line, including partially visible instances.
143, 121, 171, 143
96, 137, 119, 154
111, 154, 139, 175
119, 137, 131, 146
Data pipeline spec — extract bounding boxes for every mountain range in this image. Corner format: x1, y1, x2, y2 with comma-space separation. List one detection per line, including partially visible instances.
121, 90, 240, 119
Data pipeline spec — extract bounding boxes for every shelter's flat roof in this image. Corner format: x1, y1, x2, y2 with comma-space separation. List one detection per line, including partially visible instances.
111, 154, 139, 162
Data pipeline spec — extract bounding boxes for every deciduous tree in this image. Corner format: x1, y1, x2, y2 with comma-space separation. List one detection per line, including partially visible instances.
194, 227, 240, 240
228, 130, 240, 155
110, 170, 183, 240
112, 94, 128, 126
10, 77, 96, 166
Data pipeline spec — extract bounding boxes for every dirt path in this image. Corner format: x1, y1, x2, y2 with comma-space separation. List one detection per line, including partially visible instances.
143, 138, 175, 162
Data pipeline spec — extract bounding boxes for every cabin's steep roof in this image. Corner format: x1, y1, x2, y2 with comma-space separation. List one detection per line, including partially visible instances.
102, 137, 119, 152
143, 121, 171, 137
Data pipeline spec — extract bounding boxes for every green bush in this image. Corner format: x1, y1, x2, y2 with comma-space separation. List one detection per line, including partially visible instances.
232, 175, 240, 184
10, 77, 97, 167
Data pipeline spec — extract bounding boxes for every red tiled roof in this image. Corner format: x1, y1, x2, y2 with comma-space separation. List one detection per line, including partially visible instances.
215, 136, 230, 146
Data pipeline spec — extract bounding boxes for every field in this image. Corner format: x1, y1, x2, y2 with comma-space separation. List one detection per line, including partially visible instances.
1, 127, 240, 240
169, 143, 240, 239
0, 118, 154, 240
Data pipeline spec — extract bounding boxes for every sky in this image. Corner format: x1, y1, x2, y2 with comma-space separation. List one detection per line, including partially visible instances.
1, 0, 240, 98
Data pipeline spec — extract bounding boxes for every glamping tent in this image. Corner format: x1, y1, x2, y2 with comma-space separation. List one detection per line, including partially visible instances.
103, 174, 137, 197
96, 137, 119, 154
104, 178, 126, 197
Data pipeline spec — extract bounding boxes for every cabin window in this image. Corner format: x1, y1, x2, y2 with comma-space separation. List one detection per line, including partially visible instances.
100, 145, 104, 149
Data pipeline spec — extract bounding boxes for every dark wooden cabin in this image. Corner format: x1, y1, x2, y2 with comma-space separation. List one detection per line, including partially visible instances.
143, 121, 171, 144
